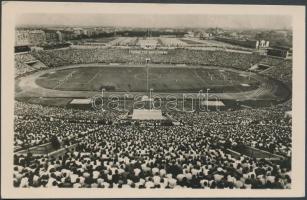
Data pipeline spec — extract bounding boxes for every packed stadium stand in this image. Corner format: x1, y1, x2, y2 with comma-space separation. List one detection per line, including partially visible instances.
30, 48, 264, 68
27, 48, 292, 88
15, 53, 48, 77
14, 47, 292, 189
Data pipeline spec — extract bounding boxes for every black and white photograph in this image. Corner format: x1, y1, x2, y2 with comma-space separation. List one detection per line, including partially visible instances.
1, 2, 305, 198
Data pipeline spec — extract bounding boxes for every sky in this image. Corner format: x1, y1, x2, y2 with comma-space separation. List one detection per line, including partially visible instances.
16, 14, 292, 30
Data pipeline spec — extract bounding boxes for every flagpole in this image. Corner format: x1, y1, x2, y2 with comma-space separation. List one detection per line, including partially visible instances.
146, 58, 150, 110
146, 57, 150, 97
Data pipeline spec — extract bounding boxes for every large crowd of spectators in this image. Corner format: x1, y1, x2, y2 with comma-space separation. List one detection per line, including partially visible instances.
13, 48, 292, 189
29, 48, 291, 81
15, 53, 49, 77
13, 118, 291, 189
14, 101, 122, 122
262, 60, 292, 88
15, 44, 292, 86
13, 49, 292, 93
30, 48, 264, 70
14, 115, 102, 150
14, 101, 126, 150
15, 53, 38, 77
13, 100, 291, 189
170, 108, 291, 157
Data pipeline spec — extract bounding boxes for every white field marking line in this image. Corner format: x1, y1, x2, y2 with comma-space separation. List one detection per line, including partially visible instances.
86, 72, 100, 85
191, 68, 238, 88
191, 68, 208, 86
191, 69, 261, 99
52, 70, 77, 90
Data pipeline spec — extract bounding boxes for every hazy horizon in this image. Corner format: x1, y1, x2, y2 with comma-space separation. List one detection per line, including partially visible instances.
16, 14, 292, 30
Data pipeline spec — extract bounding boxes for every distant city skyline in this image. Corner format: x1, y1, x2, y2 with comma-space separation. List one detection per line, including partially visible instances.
16, 14, 292, 30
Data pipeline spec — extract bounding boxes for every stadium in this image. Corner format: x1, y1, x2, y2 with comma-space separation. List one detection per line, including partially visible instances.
14, 37, 292, 189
